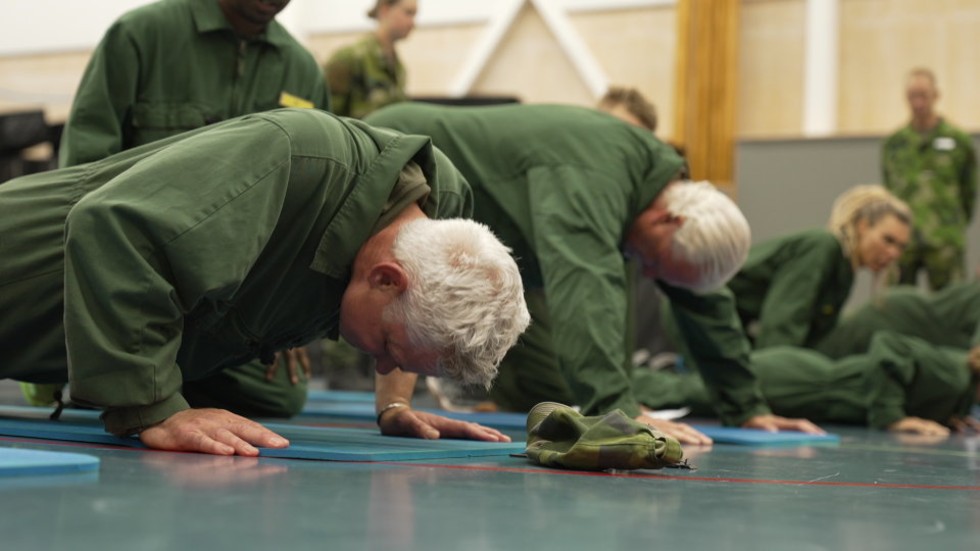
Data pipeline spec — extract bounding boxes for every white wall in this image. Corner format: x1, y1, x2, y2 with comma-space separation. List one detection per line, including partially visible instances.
1, 0, 669, 55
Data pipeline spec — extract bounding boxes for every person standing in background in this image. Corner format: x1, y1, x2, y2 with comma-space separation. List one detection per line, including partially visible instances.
59, 0, 330, 167
324, 0, 417, 118
881, 68, 977, 290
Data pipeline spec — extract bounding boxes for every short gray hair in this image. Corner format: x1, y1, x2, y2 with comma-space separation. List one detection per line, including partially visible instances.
666, 181, 751, 293
386, 218, 530, 388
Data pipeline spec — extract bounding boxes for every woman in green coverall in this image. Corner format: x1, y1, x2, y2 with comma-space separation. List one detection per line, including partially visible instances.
0, 108, 531, 455
366, 102, 825, 444
726, 184, 913, 350
635, 331, 980, 436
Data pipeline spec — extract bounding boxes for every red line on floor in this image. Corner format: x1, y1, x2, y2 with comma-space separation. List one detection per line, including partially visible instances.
378, 461, 980, 491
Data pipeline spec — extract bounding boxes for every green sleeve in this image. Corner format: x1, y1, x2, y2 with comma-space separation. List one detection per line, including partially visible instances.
754, 242, 843, 348
64, 120, 294, 436
59, 22, 141, 167
660, 284, 770, 426
528, 165, 641, 417
431, 148, 474, 219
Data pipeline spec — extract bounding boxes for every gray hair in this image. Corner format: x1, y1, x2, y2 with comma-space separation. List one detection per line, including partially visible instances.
385, 218, 530, 388
666, 180, 751, 294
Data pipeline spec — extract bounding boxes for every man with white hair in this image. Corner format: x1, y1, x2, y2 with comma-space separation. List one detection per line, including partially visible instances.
0, 108, 530, 455
365, 102, 822, 443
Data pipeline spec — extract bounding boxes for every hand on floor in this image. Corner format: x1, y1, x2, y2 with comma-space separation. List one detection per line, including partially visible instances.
378, 408, 511, 442
139, 408, 290, 456
742, 414, 826, 435
635, 415, 713, 445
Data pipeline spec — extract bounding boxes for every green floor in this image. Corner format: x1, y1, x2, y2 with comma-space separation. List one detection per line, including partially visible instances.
0, 413, 977, 551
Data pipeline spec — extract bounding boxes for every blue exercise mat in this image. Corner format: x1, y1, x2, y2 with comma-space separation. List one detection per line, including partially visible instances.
0, 447, 100, 476
691, 425, 840, 446
0, 407, 524, 461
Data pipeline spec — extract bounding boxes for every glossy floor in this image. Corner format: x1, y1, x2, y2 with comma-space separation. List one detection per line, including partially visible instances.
0, 415, 977, 551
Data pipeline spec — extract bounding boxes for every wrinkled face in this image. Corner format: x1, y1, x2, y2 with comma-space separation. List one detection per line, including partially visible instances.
623, 207, 702, 288
905, 75, 938, 120
379, 0, 418, 41
855, 214, 910, 272
339, 284, 441, 377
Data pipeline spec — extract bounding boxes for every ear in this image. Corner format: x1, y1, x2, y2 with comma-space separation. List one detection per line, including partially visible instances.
367, 261, 409, 295
649, 207, 685, 228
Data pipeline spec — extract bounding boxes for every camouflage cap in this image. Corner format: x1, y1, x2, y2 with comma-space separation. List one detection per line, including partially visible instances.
524, 402, 684, 471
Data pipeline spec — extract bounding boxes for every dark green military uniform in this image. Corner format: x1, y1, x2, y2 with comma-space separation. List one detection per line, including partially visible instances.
325, 34, 407, 119
365, 102, 771, 426
635, 332, 977, 429
0, 108, 470, 435
727, 229, 854, 348
815, 281, 980, 359
882, 119, 977, 289
59, 0, 331, 167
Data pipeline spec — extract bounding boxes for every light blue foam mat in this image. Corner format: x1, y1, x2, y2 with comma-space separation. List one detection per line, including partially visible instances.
300, 401, 529, 430
691, 425, 841, 446
0, 407, 525, 461
0, 447, 100, 476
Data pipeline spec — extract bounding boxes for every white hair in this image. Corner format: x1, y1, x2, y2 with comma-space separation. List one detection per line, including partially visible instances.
385, 218, 531, 389
666, 180, 751, 294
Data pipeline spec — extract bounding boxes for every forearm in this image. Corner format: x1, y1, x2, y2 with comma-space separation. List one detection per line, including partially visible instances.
375, 370, 418, 412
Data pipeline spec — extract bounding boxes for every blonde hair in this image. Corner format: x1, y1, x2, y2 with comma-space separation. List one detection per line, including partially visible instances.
827, 184, 912, 266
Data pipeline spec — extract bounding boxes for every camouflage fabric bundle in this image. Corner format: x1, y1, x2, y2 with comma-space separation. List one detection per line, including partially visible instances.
525, 402, 684, 471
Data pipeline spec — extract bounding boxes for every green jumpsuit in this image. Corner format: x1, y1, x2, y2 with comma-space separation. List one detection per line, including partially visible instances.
815, 281, 980, 359
365, 102, 771, 426
0, 108, 471, 436
59, 0, 331, 167
727, 229, 855, 349
636, 332, 977, 429
881, 118, 977, 289
324, 34, 408, 119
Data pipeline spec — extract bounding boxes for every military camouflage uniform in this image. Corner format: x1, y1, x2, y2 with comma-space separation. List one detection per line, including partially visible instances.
882, 118, 977, 290
324, 34, 408, 119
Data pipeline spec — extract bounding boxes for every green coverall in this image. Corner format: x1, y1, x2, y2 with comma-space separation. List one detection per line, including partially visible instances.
0, 108, 471, 436
727, 229, 855, 349
324, 34, 408, 119
635, 332, 977, 429
59, 0, 331, 167
882, 119, 977, 289
815, 281, 980, 359
365, 102, 771, 426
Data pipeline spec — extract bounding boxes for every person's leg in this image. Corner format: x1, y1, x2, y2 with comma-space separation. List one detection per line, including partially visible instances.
489, 290, 576, 412
182, 358, 308, 418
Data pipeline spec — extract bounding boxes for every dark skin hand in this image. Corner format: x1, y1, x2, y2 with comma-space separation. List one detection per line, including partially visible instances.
263, 348, 312, 384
